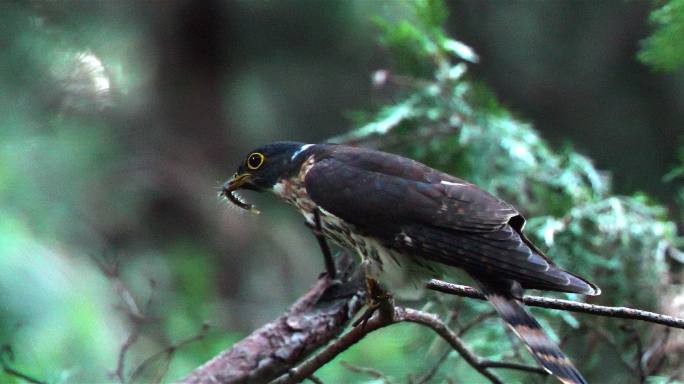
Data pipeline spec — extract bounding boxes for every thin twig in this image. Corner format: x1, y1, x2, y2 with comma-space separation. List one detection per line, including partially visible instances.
621, 325, 646, 384
413, 349, 451, 384
1, 365, 46, 384
643, 327, 670, 376
413, 307, 461, 383
503, 326, 525, 361
426, 280, 684, 329
92, 254, 155, 383
340, 361, 394, 384
590, 325, 639, 376
400, 309, 545, 380
115, 330, 139, 383
479, 360, 547, 374
457, 310, 497, 337
273, 306, 545, 384
0, 345, 46, 384
414, 306, 492, 384
129, 323, 210, 383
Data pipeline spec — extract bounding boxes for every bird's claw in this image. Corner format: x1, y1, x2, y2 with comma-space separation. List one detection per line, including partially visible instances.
352, 301, 380, 327
353, 290, 393, 328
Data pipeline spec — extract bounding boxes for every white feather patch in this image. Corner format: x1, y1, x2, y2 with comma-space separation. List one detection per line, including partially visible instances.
440, 180, 466, 186
291, 144, 314, 160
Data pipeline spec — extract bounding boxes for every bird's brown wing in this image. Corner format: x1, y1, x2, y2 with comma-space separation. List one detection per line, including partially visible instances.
305, 148, 519, 233
304, 152, 598, 295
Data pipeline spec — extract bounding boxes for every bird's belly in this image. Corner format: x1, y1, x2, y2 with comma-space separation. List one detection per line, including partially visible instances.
275, 179, 443, 291
316, 208, 442, 292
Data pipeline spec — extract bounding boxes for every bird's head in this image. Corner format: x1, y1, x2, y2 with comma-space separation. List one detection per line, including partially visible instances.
221, 141, 314, 212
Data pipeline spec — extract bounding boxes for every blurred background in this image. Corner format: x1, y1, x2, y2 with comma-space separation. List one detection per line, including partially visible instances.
1, 1, 683, 383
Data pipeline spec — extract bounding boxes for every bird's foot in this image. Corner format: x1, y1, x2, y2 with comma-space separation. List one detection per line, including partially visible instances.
352, 295, 393, 327
353, 278, 394, 327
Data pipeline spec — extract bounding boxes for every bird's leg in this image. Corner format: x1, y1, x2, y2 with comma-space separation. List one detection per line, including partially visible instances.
353, 272, 394, 327
306, 208, 336, 280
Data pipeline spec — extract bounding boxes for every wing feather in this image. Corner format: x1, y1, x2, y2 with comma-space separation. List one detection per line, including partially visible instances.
397, 224, 582, 292
304, 146, 598, 295
305, 151, 518, 233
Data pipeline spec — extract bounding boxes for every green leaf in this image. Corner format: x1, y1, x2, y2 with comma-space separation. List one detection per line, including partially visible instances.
638, 0, 684, 71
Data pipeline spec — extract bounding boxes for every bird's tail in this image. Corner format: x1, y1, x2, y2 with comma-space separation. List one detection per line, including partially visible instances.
485, 290, 588, 384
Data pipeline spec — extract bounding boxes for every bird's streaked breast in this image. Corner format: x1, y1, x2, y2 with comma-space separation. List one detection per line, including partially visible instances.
273, 152, 442, 291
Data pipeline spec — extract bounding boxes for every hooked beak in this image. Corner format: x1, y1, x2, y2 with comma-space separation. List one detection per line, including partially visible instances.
221, 172, 260, 214
222, 172, 252, 194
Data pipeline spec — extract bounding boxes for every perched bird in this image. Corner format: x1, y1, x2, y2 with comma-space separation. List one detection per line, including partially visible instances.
223, 141, 600, 384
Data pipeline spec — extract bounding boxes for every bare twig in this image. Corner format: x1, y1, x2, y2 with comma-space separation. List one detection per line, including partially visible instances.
457, 310, 497, 337
479, 360, 547, 374
426, 280, 684, 329
130, 323, 210, 383
502, 326, 525, 361
115, 331, 140, 383
412, 305, 485, 384
413, 349, 451, 384
643, 327, 670, 376
273, 306, 545, 384
92, 254, 156, 383
340, 361, 394, 384
92, 256, 143, 319
621, 325, 646, 384
590, 325, 639, 375
0, 345, 46, 384
413, 308, 465, 384
399, 308, 545, 381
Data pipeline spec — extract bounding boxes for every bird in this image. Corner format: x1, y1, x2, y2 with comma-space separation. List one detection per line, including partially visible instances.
222, 141, 600, 384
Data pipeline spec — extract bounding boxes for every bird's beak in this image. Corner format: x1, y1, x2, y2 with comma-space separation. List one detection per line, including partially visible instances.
221, 173, 260, 214
222, 172, 252, 193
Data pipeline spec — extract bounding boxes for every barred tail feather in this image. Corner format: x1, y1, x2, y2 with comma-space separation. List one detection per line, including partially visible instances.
486, 292, 588, 384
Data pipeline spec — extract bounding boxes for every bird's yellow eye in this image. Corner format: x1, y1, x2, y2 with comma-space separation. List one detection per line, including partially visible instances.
247, 152, 265, 170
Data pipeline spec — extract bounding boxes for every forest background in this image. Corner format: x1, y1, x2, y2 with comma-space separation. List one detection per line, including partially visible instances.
1, 1, 684, 383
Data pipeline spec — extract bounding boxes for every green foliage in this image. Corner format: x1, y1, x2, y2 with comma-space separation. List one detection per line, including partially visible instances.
0, 4, 233, 383
639, 0, 684, 71
1, 1, 681, 383
529, 197, 675, 307
640, 0, 684, 229
665, 144, 684, 227
373, 0, 477, 77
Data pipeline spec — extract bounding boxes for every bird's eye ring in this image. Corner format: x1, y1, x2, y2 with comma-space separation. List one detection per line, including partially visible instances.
247, 152, 265, 170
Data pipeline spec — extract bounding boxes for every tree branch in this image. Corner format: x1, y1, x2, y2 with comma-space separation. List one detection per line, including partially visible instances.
426, 280, 684, 330
181, 273, 684, 384
271, 306, 546, 384
179, 252, 365, 384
